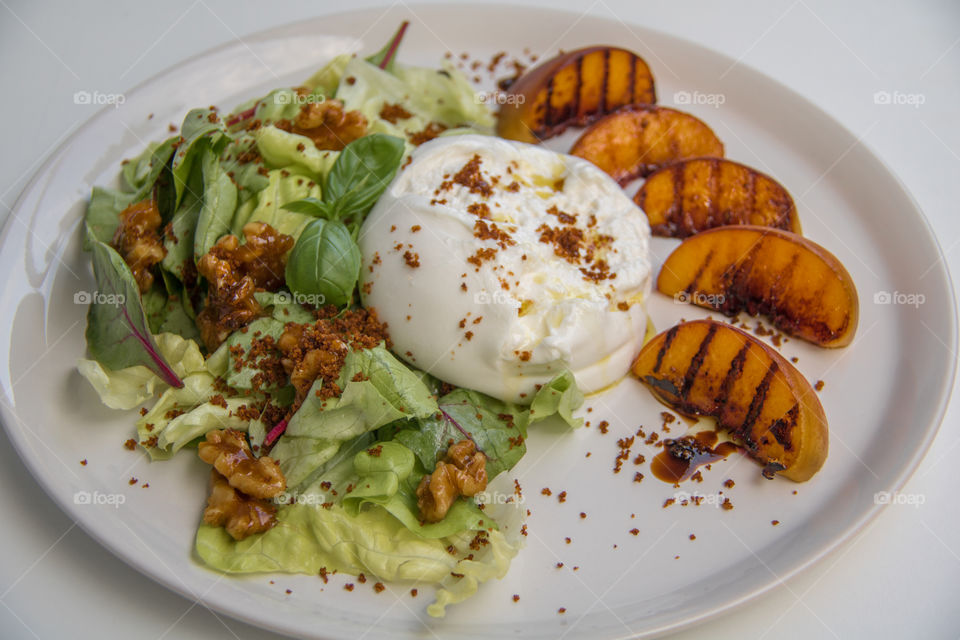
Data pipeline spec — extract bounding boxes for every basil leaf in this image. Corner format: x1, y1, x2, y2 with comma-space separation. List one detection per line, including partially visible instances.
193, 146, 238, 259
322, 134, 405, 221
281, 197, 334, 218
284, 218, 360, 308
83, 225, 183, 388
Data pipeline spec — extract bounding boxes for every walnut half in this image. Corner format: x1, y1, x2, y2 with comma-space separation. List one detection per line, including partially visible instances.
198, 429, 286, 499
416, 439, 488, 523
203, 469, 277, 540
111, 199, 166, 293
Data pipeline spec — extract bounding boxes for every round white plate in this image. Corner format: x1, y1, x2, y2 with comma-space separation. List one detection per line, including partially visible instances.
0, 5, 955, 639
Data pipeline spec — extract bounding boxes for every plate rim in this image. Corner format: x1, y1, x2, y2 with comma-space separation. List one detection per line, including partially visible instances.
0, 4, 956, 638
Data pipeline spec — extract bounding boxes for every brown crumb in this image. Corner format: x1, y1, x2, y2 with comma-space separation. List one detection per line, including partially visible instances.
80, 459, 87, 466
344, 584, 355, 592
128, 477, 138, 485
373, 582, 385, 593
814, 380, 825, 391
512, 594, 520, 602
629, 528, 639, 536
410, 588, 418, 597
771, 520, 780, 526
124, 439, 137, 451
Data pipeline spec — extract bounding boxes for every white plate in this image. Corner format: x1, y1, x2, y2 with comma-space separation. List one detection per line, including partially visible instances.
0, 5, 955, 639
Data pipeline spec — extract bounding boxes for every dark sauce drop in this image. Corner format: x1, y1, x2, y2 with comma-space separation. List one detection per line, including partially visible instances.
651, 431, 739, 484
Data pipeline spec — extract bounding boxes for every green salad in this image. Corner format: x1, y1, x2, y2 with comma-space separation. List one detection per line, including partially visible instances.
77, 22, 583, 616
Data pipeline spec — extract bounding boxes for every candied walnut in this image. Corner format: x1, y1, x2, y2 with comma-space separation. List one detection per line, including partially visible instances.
292, 99, 367, 150
276, 309, 390, 409
203, 469, 277, 540
195, 223, 293, 350
198, 429, 285, 499
111, 199, 166, 293
416, 439, 488, 523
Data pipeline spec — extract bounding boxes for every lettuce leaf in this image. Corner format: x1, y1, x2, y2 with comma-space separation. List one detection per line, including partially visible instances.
270, 345, 437, 488
230, 167, 323, 241
195, 501, 518, 617
253, 126, 340, 181
78, 333, 205, 410
343, 441, 494, 538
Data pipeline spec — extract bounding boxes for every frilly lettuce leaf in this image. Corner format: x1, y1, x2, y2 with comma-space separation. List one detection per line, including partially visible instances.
157, 397, 258, 455
253, 126, 340, 181
136, 372, 216, 459
78, 332, 205, 410
270, 345, 437, 488
230, 167, 323, 241
529, 369, 584, 427
302, 53, 352, 95
344, 441, 494, 538
335, 57, 494, 140
195, 500, 518, 618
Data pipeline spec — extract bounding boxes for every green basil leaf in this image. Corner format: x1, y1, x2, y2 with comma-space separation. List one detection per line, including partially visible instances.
284, 218, 360, 308
281, 197, 334, 218
322, 133, 405, 221
83, 225, 183, 388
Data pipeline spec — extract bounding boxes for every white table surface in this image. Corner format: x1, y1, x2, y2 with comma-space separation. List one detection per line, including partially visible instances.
1, 0, 958, 638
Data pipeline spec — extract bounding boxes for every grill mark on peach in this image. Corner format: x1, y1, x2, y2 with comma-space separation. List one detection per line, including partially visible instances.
677, 161, 692, 235
573, 54, 584, 121
653, 325, 679, 373
680, 322, 718, 399
543, 74, 556, 131
687, 247, 716, 299
768, 404, 798, 450
715, 342, 751, 409
629, 53, 637, 104
738, 361, 778, 440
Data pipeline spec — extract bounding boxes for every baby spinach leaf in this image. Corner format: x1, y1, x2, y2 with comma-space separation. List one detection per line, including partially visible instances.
193, 147, 238, 259
83, 225, 183, 388
171, 108, 230, 208
284, 218, 360, 308
83, 186, 137, 248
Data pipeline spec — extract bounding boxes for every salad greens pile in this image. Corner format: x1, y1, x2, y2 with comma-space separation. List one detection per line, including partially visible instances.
76, 24, 583, 616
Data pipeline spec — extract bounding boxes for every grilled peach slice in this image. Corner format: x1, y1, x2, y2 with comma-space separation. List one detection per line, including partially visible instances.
497, 46, 656, 144
569, 105, 724, 185
635, 158, 801, 237
658, 226, 858, 347
632, 319, 828, 482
